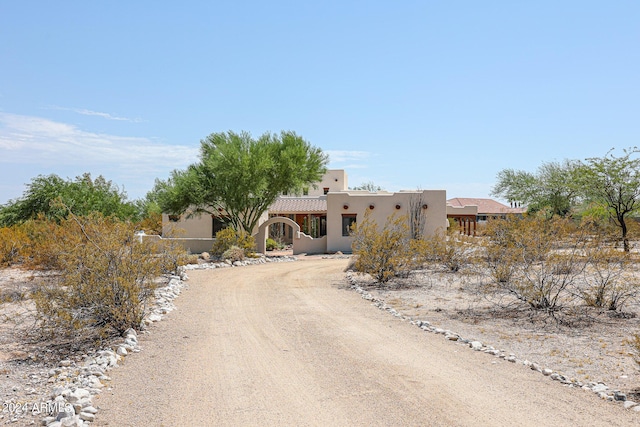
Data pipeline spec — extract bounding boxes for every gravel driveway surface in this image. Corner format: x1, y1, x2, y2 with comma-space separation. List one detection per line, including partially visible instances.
93, 258, 638, 426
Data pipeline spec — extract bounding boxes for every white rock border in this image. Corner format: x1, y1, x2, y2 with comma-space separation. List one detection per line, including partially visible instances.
41, 255, 298, 426
346, 271, 640, 413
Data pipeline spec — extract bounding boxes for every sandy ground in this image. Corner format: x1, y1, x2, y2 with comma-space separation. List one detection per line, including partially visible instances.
92, 258, 639, 426
354, 266, 640, 398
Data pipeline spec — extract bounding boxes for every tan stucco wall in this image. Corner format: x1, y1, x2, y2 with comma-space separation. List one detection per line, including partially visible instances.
306, 169, 348, 196
446, 205, 478, 216
294, 234, 327, 255
162, 210, 268, 240
162, 212, 213, 238
326, 190, 447, 253
140, 234, 215, 254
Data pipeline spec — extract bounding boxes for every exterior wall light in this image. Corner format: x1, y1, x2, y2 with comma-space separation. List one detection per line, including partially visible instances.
422, 204, 428, 210
369, 204, 375, 210
343, 204, 349, 210
395, 204, 401, 210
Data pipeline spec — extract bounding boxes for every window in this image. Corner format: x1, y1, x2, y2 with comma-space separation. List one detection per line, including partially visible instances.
323, 187, 329, 195
303, 187, 309, 195
342, 214, 357, 236
212, 216, 229, 236
168, 215, 180, 222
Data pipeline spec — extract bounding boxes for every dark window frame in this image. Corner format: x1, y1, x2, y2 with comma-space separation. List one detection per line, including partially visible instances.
342, 214, 357, 237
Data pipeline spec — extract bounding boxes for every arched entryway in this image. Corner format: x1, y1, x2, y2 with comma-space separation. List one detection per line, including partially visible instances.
256, 216, 327, 255
255, 217, 300, 254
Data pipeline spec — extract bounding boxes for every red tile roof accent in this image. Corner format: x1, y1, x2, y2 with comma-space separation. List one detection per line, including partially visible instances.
269, 197, 327, 214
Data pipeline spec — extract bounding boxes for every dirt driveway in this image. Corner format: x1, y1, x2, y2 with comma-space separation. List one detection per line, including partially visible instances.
93, 258, 638, 426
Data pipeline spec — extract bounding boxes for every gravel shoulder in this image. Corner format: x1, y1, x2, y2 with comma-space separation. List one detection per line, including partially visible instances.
92, 258, 638, 426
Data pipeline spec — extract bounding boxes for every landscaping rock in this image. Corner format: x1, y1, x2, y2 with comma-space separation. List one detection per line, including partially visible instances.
469, 341, 483, 350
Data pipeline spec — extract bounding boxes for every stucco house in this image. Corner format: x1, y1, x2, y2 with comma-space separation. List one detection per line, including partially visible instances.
446, 197, 526, 235
161, 170, 448, 254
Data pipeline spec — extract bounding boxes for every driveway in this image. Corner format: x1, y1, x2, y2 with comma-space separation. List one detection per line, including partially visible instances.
94, 258, 638, 426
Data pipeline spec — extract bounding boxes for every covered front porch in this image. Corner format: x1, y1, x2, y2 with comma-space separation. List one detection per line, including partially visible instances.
268, 196, 328, 244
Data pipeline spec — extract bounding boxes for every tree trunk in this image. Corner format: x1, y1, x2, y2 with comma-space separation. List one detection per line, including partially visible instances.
620, 217, 629, 252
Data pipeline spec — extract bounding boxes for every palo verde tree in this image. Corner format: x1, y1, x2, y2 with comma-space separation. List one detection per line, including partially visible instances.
491, 160, 580, 217
575, 147, 640, 252
156, 130, 328, 234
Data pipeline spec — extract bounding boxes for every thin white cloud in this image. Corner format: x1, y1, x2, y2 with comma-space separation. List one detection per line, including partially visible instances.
45, 105, 143, 122
325, 150, 372, 165
0, 113, 199, 200
0, 112, 196, 165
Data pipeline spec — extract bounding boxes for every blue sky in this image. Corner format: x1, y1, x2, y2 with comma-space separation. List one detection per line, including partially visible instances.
1, 1, 639, 205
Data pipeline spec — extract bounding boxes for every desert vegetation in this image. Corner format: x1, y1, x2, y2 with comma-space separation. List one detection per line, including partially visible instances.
0, 173, 187, 344
211, 227, 257, 262
349, 210, 640, 394
349, 147, 640, 395
0, 212, 189, 341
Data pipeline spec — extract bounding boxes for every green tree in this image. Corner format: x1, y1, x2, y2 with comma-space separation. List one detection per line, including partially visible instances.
0, 173, 137, 226
491, 160, 579, 217
135, 186, 165, 234
575, 147, 640, 252
350, 181, 383, 192
156, 131, 328, 234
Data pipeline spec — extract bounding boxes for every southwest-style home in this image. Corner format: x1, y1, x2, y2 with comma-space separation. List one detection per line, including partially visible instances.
447, 197, 525, 235
161, 170, 470, 254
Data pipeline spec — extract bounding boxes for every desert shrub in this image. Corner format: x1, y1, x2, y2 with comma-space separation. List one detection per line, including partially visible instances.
480, 218, 519, 283
32, 214, 186, 338
211, 227, 255, 258
482, 216, 588, 312
0, 226, 28, 266
266, 238, 282, 251
344, 256, 357, 272
181, 253, 200, 265
222, 245, 245, 262
351, 210, 418, 283
17, 217, 82, 270
417, 228, 476, 272
135, 210, 163, 236
579, 246, 638, 311
630, 333, 640, 368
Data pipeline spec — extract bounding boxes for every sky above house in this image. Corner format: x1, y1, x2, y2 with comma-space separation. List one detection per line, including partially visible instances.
1, 1, 638, 205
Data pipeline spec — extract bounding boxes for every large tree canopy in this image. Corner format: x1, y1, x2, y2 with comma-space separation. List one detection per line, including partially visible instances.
491, 160, 580, 217
156, 130, 328, 234
0, 173, 137, 226
575, 147, 640, 252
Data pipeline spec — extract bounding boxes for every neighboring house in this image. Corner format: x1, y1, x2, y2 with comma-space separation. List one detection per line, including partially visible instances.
161, 169, 449, 254
446, 197, 526, 235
